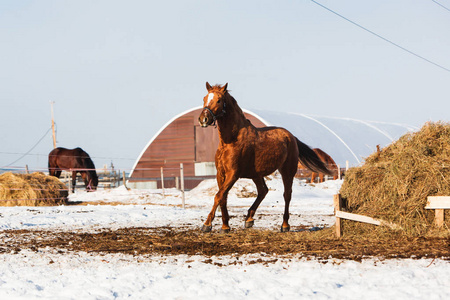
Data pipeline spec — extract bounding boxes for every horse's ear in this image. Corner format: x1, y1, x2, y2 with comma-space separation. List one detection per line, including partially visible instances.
206, 82, 212, 91
221, 83, 228, 93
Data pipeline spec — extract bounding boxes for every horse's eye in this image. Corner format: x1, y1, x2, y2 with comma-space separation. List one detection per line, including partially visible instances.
217, 100, 221, 103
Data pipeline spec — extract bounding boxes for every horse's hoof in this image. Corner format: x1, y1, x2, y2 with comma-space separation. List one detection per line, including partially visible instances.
201, 225, 212, 232
220, 228, 230, 234
281, 225, 290, 232
245, 220, 254, 228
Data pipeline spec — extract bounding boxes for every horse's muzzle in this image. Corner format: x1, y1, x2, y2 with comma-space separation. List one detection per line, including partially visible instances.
198, 109, 213, 127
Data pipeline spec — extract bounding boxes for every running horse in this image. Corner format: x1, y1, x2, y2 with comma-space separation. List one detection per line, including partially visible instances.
48, 147, 98, 193
198, 82, 332, 232
310, 148, 339, 183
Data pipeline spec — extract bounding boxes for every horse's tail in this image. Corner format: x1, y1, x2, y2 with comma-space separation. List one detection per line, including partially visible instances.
295, 138, 333, 175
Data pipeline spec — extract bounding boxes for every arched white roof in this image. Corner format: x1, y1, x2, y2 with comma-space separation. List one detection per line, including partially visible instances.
130, 107, 417, 176
250, 109, 417, 167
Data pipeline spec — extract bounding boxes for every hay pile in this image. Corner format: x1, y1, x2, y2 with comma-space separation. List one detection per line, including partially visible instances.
0, 172, 68, 206
340, 121, 450, 236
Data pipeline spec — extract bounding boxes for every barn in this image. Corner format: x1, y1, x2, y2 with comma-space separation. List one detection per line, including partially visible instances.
128, 107, 266, 189
128, 107, 416, 189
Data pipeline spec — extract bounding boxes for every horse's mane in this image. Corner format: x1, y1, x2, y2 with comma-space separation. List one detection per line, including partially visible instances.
83, 155, 96, 170
76, 148, 98, 179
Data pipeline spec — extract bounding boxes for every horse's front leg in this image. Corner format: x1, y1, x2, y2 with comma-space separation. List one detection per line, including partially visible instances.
80, 172, 90, 192
219, 192, 231, 233
202, 175, 237, 233
71, 171, 77, 193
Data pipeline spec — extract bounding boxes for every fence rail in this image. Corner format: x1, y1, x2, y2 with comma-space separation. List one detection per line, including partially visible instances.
333, 194, 400, 237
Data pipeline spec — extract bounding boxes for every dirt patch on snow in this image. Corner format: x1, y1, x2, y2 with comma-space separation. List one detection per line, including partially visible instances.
1, 227, 449, 261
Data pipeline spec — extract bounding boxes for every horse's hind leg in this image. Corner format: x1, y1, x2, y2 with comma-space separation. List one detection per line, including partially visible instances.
49, 167, 61, 178
244, 177, 268, 228
310, 172, 315, 183
280, 172, 294, 232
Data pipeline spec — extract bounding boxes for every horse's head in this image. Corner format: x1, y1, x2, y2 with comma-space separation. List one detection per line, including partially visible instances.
198, 82, 228, 127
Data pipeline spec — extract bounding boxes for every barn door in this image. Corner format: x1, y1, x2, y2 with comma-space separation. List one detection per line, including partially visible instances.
194, 125, 219, 162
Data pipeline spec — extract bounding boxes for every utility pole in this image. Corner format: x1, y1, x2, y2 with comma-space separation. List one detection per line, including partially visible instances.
50, 101, 57, 149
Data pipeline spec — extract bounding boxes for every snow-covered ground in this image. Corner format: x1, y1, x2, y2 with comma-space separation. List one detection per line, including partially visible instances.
0, 177, 449, 299
0, 176, 339, 233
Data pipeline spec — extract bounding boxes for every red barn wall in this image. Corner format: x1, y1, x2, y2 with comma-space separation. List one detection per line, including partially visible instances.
130, 108, 265, 188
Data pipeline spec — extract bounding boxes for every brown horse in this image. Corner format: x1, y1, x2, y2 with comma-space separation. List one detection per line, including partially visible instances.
310, 148, 339, 183
48, 147, 98, 193
198, 82, 332, 232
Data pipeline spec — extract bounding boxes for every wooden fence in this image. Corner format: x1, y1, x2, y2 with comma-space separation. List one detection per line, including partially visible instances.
334, 194, 449, 237
425, 196, 450, 227
59, 169, 126, 191
333, 194, 402, 237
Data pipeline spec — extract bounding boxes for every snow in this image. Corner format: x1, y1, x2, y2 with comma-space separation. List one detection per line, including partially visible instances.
0, 177, 449, 299
1, 251, 448, 300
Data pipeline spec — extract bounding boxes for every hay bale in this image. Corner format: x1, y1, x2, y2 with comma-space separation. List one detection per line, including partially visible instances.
340, 121, 450, 236
0, 172, 68, 206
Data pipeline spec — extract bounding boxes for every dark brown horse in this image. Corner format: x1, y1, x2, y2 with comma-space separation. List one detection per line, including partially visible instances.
48, 147, 98, 193
310, 148, 339, 183
198, 82, 332, 232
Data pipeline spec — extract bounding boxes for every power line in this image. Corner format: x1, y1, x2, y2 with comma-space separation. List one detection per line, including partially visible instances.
0, 151, 137, 161
432, 0, 450, 13
2, 127, 52, 168
310, 0, 450, 73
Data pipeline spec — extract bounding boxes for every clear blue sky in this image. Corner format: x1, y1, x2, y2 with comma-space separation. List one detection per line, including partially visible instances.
1, 0, 449, 171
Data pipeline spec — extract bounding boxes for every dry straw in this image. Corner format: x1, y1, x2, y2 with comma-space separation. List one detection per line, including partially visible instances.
339, 121, 450, 237
0, 172, 68, 206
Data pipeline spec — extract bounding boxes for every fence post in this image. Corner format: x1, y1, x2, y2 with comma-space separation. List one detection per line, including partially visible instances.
334, 194, 343, 237
25, 165, 29, 174
67, 172, 72, 194
180, 163, 185, 209
122, 171, 130, 190
161, 167, 165, 197
435, 209, 444, 227
425, 196, 450, 227
337, 164, 340, 180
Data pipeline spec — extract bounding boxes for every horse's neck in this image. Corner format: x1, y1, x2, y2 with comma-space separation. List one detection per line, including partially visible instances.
216, 95, 250, 143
